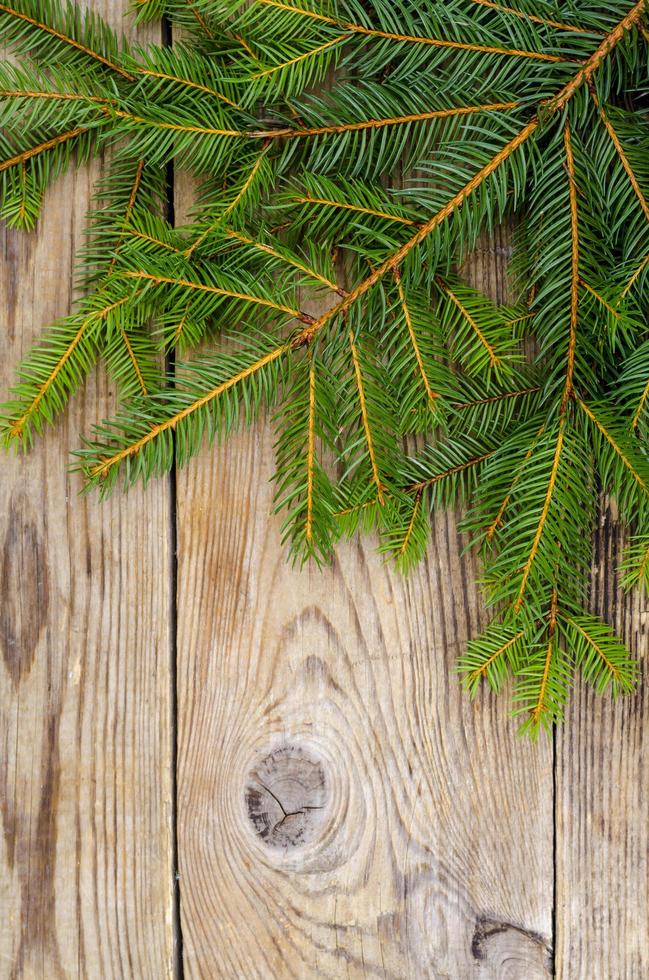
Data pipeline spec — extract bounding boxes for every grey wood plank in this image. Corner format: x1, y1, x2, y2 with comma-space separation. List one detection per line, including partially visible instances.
0, 4, 175, 976
174, 221, 554, 977
556, 513, 649, 980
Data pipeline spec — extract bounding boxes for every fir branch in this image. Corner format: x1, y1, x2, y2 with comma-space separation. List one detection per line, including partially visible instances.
0, 0, 134, 79
397, 490, 422, 556
3, 297, 127, 446
435, 276, 503, 371
100, 162, 163, 400
579, 277, 621, 320
108, 107, 244, 138
621, 534, 649, 591
561, 613, 637, 694
547, 0, 648, 110
120, 269, 311, 321
485, 423, 545, 541
335, 444, 494, 516
348, 329, 386, 505
129, 226, 178, 251
214, 153, 267, 220
250, 32, 348, 81
254, 0, 569, 62
459, 623, 526, 696
0, 88, 110, 104
185, 149, 269, 255
472, 0, 599, 35
288, 189, 418, 228
107, 158, 145, 274
527, 590, 559, 731
126, 218, 341, 296
185, 0, 214, 36
578, 399, 649, 499
594, 96, 649, 223
103, 311, 159, 399
2, 0, 648, 736
408, 450, 494, 493
631, 380, 649, 431
118, 327, 148, 395
393, 271, 439, 410
82, 340, 287, 485
452, 384, 541, 414
256, 101, 521, 140
225, 229, 343, 294
621, 250, 649, 297
447, 377, 543, 438
130, 46, 240, 108
298, 118, 540, 346
0, 125, 89, 173
272, 346, 338, 563
136, 65, 237, 106
619, 340, 649, 431
513, 420, 565, 613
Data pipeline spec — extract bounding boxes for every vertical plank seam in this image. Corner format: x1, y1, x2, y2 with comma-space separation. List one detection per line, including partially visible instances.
161, 13, 185, 979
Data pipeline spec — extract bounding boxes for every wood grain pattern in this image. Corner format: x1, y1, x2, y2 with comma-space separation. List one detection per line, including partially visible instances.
0, 4, 175, 977
174, 229, 555, 978
556, 513, 649, 980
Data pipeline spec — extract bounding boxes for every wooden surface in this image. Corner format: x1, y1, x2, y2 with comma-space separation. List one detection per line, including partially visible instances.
175, 422, 554, 979
173, 220, 554, 978
556, 514, 649, 979
0, 4, 175, 979
0, 4, 648, 979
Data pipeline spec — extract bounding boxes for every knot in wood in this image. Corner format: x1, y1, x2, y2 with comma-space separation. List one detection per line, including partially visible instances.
245, 744, 327, 850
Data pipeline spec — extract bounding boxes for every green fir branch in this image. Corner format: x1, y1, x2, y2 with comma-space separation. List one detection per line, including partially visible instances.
1, 0, 648, 737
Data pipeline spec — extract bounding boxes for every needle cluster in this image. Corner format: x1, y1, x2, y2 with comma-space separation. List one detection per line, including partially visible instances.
1, 0, 648, 735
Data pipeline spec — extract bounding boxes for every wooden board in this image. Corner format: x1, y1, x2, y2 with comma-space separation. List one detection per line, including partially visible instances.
174, 225, 555, 978
556, 516, 649, 979
0, 4, 175, 977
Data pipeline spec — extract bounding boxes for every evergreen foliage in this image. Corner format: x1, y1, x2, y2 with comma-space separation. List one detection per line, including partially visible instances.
1, 0, 648, 736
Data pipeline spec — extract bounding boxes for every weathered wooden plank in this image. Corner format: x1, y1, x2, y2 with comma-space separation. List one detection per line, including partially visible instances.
175, 228, 554, 977
0, 4, 176, 977
556, 516, 649, 979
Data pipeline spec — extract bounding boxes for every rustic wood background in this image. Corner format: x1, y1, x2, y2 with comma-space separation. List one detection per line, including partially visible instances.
1, 1, 648, 977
